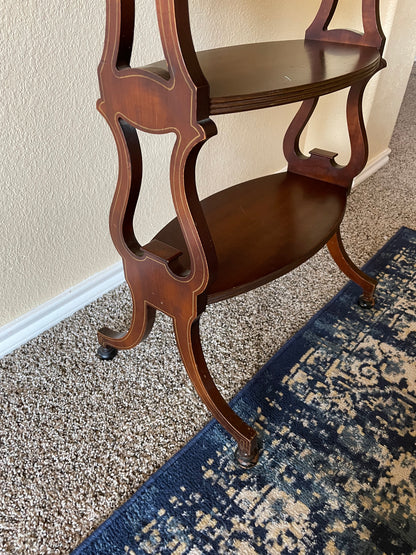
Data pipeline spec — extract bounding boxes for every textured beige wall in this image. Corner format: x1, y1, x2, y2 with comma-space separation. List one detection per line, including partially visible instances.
366, 1, 416, 159
1, 0, 414, 327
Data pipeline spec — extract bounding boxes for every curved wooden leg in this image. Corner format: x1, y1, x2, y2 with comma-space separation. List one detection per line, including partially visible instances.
97, 300, 156, 359
174, 316, 260, 467
327, 229, 377, 307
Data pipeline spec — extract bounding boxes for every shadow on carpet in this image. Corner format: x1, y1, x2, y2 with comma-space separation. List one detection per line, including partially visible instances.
72, 227, 416, 555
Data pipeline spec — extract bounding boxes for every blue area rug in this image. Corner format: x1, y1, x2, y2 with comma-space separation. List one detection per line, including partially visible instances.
73, 227, 416, 555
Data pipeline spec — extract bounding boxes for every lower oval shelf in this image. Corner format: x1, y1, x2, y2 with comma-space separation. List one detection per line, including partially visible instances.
154, 172, 348, 303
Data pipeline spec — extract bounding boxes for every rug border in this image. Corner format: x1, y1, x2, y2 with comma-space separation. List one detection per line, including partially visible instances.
71, 225, 413, 554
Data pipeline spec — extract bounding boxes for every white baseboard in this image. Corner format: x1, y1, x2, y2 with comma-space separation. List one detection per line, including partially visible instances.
0, 148, 391, 359
0, 262, 124, 359
353, 148, 391, 188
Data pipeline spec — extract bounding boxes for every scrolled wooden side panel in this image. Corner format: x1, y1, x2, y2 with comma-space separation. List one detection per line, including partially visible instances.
96, 1, 262, 466
284, 0, 386, 190
306, 0, 386, 52
96, 0, 218, 333
283, 77, 374, 190
97, 0, 208, 133
97, 0, 216, 295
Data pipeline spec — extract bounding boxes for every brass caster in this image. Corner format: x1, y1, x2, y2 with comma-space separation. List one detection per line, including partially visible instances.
97, 345, 118, 360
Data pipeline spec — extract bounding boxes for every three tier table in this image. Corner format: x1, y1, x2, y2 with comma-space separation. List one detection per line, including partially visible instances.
96, 0, 386, 467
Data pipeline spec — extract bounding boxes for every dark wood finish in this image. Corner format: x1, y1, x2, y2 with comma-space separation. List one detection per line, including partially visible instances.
155, 173, 348, 303
96, 0, 386, 466
283, 77, 375, 190
306, 0, 386, 51
146, 40, 382, 114
327, 230, 377, 306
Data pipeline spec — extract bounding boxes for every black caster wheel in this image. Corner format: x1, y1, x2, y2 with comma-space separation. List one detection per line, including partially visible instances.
234, 440, 261, 469
97, 345, 118, 360
358, 295, 375, 309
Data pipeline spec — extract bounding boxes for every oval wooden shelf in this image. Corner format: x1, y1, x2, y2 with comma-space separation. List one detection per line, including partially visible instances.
154, 173, 348, 303
146, 40, 382, 115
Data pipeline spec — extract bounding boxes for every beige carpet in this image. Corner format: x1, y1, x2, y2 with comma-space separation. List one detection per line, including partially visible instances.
1, 66, 415, 554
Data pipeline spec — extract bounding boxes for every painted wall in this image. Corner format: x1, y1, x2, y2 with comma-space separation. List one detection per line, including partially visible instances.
1, 0, 415, 328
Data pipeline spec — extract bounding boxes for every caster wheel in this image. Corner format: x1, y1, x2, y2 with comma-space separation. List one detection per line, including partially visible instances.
97, 345, 118, 360
358, 295, 375, 309
234, 441, 260, 469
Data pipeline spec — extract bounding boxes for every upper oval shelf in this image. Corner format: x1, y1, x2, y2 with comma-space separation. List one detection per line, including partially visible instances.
147, 40, 383, 115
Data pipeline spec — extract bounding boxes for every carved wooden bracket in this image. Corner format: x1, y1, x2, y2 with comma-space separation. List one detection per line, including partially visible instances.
306, 0, 386, 52
284, 0, 386, 190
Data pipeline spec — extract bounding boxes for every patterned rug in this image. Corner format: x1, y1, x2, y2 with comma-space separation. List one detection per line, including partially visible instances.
72, 227, 416, 555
